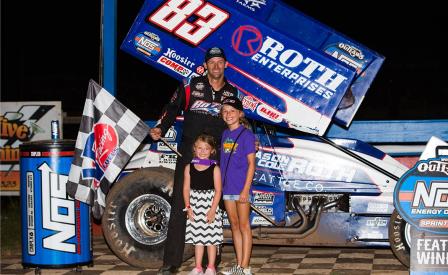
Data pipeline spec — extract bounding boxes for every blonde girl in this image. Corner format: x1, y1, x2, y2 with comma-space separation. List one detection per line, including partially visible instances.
184, 134, 223, 275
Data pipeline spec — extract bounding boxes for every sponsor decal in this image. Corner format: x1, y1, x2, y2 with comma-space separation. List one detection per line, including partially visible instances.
164, 127, 177, 141
251, 36, 349, 100
195, 82, 205, 91
328, 50, 363, 73
157, 141, 178, 152
252, 216, 273, 225
256, 151, 290, 170
192, 91, 204, 98
93, 124, 119, 171
256, 205, 273, 215
367, 202, 389, 213
366, 217, 388, 227
256, 104, 282, 123
40, 163, 79, 253
256, 151, 357, 183
242, 96, 259, 111
157, 56, 192, 77
232, 25, 263, 56
163, 48, 195, 68
134, 32, 162, 58
81, 123, 119, 189
407, 147, 448, 275
417, 160, 448, 176
253, 191, 275, 205
189, 100, 221, 116
145, 31, 161, 42
236, 0, 266, 11
324, 42, 367, 73
338, 43, 364, 60
280, 181, 325, 192
196, 66, 205, 75
287, 158, 356, 182
159, 153, 177, 165
394, 155, 448, 234
222, 91, 234, 97
254, 170, 282, 186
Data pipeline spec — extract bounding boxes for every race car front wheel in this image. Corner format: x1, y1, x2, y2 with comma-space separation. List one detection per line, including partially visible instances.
388, 209, 411, 267
102, 167, 173, 268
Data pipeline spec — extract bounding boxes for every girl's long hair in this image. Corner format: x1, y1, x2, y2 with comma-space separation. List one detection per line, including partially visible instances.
239, 117, 252, 131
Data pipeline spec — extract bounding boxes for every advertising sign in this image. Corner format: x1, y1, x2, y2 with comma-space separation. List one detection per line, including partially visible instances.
121, 0, 357, 135
411, 229, 448, 274
394, 138, 448, 273
262, 1, 385, 127
0, 102, 62, 194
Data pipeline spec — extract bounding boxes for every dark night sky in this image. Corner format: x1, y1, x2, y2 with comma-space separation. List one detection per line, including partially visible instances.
2, 0, 447, 131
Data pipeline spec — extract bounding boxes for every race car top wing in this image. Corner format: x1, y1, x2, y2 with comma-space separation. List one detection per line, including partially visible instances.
121, 0, 381, 135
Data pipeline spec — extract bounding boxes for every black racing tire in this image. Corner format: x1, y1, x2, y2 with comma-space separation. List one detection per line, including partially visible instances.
388, 209, 411, 268
102, 167, 174, 268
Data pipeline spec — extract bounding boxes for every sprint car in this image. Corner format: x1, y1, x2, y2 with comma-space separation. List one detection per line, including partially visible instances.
101, 120, 411, 268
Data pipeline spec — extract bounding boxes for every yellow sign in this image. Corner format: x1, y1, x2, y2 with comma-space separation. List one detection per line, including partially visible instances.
0, 102, 61, 194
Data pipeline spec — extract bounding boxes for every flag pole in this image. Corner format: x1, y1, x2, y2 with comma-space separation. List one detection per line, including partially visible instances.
160, 137, 183, 158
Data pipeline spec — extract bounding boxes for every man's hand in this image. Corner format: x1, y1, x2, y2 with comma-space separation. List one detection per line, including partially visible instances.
149, 127, 162, 141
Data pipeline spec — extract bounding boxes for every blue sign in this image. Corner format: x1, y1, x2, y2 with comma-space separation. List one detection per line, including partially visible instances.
394, 157, 448, 235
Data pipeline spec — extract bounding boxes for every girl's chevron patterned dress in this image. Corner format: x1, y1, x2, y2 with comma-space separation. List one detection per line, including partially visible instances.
185, 164, 223, 245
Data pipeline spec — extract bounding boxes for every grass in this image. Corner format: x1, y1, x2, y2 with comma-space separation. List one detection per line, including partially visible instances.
1, 196, 22, 257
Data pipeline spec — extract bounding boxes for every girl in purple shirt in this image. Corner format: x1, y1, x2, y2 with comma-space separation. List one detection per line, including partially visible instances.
220, 97, 255, 275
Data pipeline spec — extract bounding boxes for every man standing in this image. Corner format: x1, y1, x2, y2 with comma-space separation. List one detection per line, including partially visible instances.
150, 47, 239, 274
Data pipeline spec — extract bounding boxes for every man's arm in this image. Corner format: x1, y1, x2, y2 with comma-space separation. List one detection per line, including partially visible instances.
149, 82, 186, 140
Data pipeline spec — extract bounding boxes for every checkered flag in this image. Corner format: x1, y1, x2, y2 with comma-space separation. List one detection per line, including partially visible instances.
66, 79, 149, 219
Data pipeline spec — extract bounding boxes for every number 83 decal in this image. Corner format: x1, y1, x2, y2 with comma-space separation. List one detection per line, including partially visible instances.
148, 0, 229, 46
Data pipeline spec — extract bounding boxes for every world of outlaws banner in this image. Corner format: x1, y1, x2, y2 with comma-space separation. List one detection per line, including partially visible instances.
394, 137, 448, 274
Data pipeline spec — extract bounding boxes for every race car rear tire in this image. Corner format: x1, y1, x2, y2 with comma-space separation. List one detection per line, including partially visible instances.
101, 167, 174, 268
389, 209, 411, 267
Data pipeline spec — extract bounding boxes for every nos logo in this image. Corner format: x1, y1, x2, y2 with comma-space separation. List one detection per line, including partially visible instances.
394, 156, 448, 234
39, 163, 78, 253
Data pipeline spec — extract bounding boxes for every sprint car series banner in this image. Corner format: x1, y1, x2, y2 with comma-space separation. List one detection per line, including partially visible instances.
394, 137, 448, 273
121, 0, 364, 135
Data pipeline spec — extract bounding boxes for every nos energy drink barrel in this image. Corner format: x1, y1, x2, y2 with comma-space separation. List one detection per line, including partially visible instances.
20, 140, 92, 268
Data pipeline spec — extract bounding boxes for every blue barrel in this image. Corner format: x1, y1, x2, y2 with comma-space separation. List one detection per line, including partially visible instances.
20, 140, 92, 268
